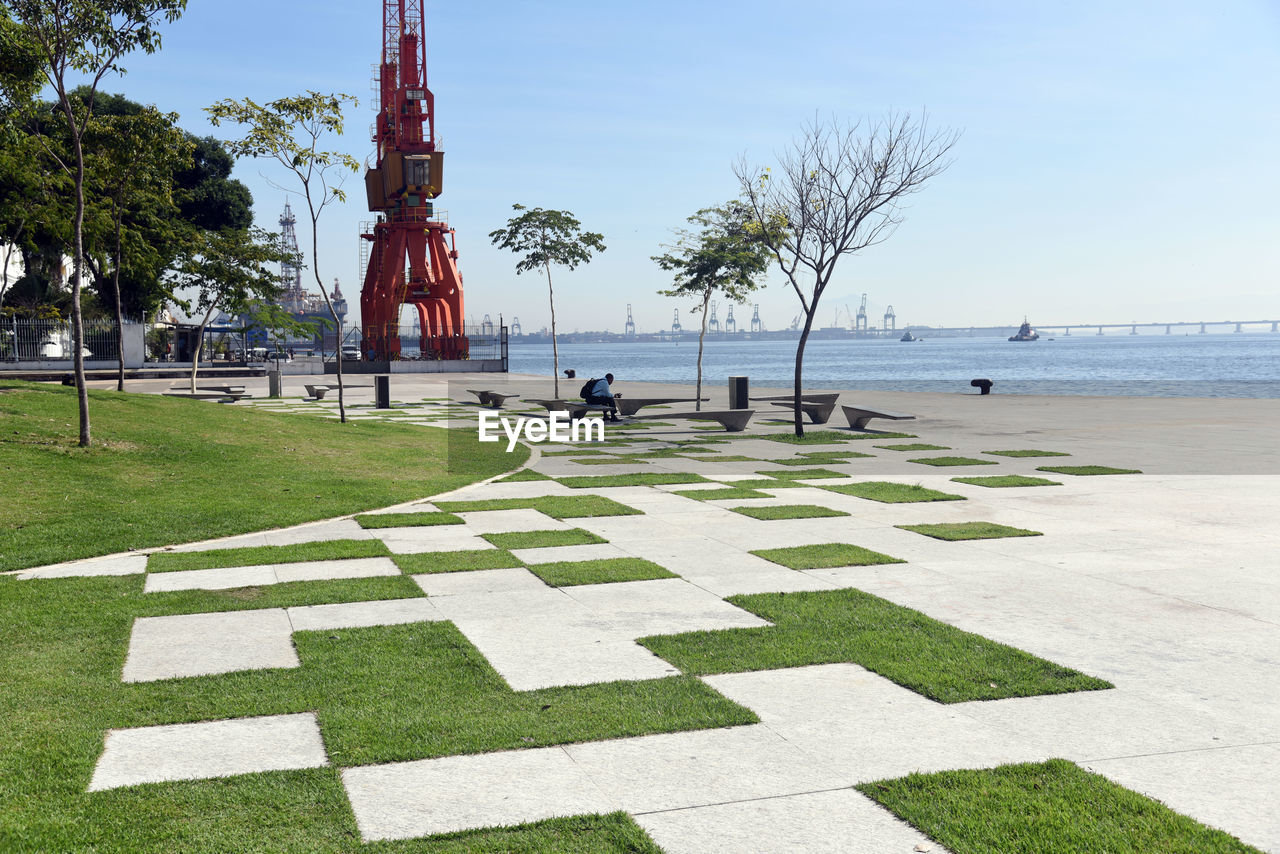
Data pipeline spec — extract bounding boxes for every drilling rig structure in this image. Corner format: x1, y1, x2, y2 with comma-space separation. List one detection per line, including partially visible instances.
359, 0, 466, 361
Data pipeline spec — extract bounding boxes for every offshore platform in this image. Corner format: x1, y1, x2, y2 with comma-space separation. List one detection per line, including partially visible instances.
359, 0, 466, 361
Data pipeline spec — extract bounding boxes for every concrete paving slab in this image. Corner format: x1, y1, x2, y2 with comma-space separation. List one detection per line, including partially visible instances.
341, 746, 616, 841
509, 543, 631, 564
273, 557, 401, 583
412, 567, 549, 597
635, 787, 950, 854
565, 724, 846, 813
122, 609, 298, 682
143, 564, 276, 593
15, 552, 148, 579
89, 712, 327, 791
286, 597, 442, 632
561, 578, 770, 636
457, 508, 567, 533
371, 527, 495, 553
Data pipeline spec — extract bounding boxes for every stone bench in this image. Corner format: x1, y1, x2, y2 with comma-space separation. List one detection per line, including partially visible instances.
467, 389, 516, 408
305, 383, 373, 400
628, 409, 755, 432
524, 399, 611, 419
162, 391, 246, 402
615, 397, 709, 417
840, 405, 916, 430
767, 400, 837, 424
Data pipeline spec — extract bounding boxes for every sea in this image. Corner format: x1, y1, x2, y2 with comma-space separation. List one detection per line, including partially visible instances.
508, 333, 1280, 398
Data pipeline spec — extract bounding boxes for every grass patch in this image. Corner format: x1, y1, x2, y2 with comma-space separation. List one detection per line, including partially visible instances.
908, 456, 999, 467
1037, 465, 1143, 475
527, 558, 676, 587
556, 472, 710, 488
497, 468, 552, 482
773, 453, 870, 465
754, 467, 848, 480
147, 539, 390, 573
0, 381, 525, 572
982, 449, 1071, 457
0, 575, 757, 850
760, 430, 856, 444
952, 475, 1063, 488
392, 549, 522, 574
354, 511, 463, 529
682, 454, 762, 462
845, 430, 917, 440
569, 457, 651, 465
729, 504, 851, 521
876, 443, 949, 451
435, 495, 642, 519
856, 759, 1262, 854
639, 588, 1113, 703
541, 448, 607, 456
720, 478, 807, 490
481, 528, 606, 550
144, 574, 428, 612
897, 522, 1043, 541
412, 812, 665, 853
750, 543, 904, 569
798, 450, 873, 460
673, 487, 773, 501
822, 481, 966, 503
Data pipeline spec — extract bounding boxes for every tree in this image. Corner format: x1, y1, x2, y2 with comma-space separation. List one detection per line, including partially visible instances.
167, 226, 286, 393
84, 105, 191, 389
5, 0, 185, 447
653, 201, 773, 410
489, 205, 605, 398
735, 113, 958, 435
207, 91, 360, 423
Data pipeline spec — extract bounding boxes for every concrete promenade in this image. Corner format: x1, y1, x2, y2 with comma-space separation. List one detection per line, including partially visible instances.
21, 372, 1280, 851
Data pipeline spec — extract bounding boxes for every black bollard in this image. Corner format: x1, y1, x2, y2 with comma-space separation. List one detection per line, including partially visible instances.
970, 378, 993, 395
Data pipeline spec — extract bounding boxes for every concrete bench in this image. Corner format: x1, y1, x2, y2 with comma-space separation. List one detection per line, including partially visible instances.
524, 399, 611, 419
615, 397, 709, 417
840, 405, 916, 430
751, 393, 841, 403
467, 389, 516, 408
305, 383, 373, 400
628, 409, 755, 432
767, 400, 837, 424
162, 391, 247, 402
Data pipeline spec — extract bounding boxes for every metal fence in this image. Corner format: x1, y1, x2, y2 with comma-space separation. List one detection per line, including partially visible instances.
0, 317, 128, 362
364, 324, 507, 364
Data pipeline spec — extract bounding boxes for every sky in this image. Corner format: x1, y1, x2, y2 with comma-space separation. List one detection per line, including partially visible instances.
82, 0, 1280, 333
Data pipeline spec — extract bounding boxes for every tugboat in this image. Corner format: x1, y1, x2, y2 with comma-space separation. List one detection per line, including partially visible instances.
1009, 318, 1039, 342
900, 329, 917, 342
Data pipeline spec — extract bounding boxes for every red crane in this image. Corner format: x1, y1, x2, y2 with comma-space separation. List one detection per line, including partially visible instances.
359, 0, 466, 361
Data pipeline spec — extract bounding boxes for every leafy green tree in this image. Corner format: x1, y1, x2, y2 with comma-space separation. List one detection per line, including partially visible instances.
735, 113, 958, 435
5, 0, 186, 447
84, 105, 192, 389
207, 91, 360, 423
654, 201, 773, 410
489, 204, 606, 398
167, 226, 287, 393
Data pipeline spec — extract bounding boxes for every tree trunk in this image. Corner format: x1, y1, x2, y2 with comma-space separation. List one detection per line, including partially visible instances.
111, 209, 125, 391
793, 310, 817, 437
305, 200, 345, 423
189, 303, 217, 393
696, 292, 709, 411
69, 130, 89, 447
545, 259, 559, 398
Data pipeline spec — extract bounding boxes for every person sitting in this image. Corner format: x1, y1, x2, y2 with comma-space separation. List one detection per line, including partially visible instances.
583, 373, 620, 421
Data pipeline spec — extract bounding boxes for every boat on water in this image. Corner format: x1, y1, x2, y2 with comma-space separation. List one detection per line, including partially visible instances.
1009, 319, 1039, 342
900, 330, 917, 342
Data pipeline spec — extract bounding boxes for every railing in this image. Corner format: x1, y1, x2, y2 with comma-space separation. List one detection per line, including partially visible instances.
360, 323, 505, 364
0, 317, 131, 362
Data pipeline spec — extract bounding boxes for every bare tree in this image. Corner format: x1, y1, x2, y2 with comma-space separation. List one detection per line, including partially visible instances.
735, 112, 958, 435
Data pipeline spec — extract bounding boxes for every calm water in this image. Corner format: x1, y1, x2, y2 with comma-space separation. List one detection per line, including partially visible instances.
509, 334, 1280, 398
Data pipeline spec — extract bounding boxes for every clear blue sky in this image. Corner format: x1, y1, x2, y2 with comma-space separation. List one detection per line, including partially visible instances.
101, 0, 1279, 332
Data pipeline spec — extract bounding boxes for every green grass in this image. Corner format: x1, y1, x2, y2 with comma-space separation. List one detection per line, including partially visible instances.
540, 448, 607, 456
0, 381, 526, 572
682, 454, 762, 462
435, 495, 642, 519
718, 478, 806, 490
555, 472, 710, 488
760, 430, 856, 444
951, 475, 1063, 488
639, 588, 1113, 703
497, 468, 553, 482
672, 487, 773, 501
354, 511, 463, 529
754, 467, 848, 480
856, 759, 1262, 854
772, 453, 870, 464
982, 449, 1071, 457
480, 528, 606, 550
527, 558, 677, 587
0, 575, 756, 851
908, 456, 1000, 467
569, 456, 651, 465
822, 481, 966, 503
750, 543, 904, 569
392, 549, 522, 574
1037, 465, 1143, 475
408, 812, 666, 853
147, 539, 391, 572
844, 430, 917, 440
876, 443, 950, 451
897, 522, 1043, 541
729, 504, 851, 521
